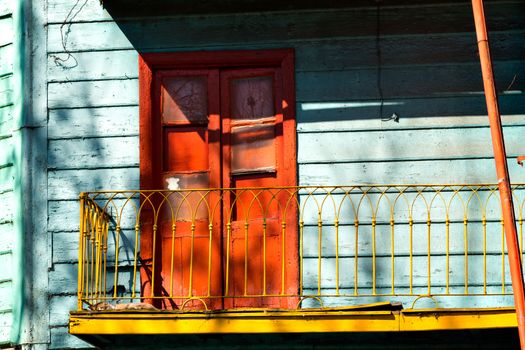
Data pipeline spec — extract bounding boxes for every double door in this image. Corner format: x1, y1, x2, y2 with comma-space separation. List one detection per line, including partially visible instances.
141, 64, 297, 310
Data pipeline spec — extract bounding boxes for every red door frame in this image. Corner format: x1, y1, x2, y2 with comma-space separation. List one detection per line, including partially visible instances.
138, 49, 297, 308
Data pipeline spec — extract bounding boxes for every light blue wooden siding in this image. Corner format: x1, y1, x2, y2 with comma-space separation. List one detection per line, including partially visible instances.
45, 0, 525, 347
0, 0, 15, 343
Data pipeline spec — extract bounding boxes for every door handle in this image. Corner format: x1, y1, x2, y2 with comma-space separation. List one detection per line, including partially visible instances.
518, 155, 525, 166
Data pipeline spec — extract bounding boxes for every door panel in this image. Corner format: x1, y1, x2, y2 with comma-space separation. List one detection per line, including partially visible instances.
221, 69, 296, 309
156, 70, 222, 310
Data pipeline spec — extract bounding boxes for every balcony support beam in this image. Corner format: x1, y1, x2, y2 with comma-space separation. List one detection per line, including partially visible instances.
471, 1, 525, 348
69, 308, 517, 336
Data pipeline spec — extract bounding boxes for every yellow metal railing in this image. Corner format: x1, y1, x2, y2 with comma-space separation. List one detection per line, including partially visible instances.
77, 184, 525, 311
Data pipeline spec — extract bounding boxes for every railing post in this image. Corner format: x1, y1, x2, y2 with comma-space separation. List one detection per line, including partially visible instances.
78, 193, 86, 311
471, 1, 525, 347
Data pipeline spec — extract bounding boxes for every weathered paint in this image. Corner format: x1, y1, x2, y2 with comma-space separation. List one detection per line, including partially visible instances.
0, 0, 16, 345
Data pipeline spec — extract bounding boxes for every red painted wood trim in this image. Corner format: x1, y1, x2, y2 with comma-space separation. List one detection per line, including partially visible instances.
139, 55, 154, 190
140, 49, 294, 70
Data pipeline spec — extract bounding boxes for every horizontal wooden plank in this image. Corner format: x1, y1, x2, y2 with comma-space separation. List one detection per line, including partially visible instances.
0, 191, 13, 223
47, 2, 524, 52
297, 94, 525, 126
0, 312, 13, 342
46, 80, 525, 115
53, 228, 139, 264
47, 0, 110, 23
49, 295, 77, 327
48, 168, 139, 200
45, 31, 525, 82
48, 106, 138, 139
48, 22, 132, 52
50, 326, 93, 350
47, 55, 525, 101
0, 222, 14, 252
296, 61, 525, 101
49, 263, 79, 295
0, 75, 12, 94
0, 168, 13, 198
0, 137, 13, 169
50, 262, 137, 296
298, 158, 525, 185
47, 0, 519, 23
0, 252, 12, 281
0, 0, 12, 17
48, 200, 77, 232
0, 105, 13, 133
298, 125, 525, 163
0, 16, 13, 48
48, 30, 525, 80
48, 79, 138, 109
296, 30, 525, 70
297, 114, 525, 133
0, 281, 13, 311
49, 197, 141, 232
0, 88, 13, 108
48, 136, 138, 169
302, 254, 511, 290
0, 44, 13, 77
48, 49, 138, 82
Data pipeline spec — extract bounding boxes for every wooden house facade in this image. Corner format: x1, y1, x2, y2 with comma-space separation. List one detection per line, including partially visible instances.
0, 0, 525, 348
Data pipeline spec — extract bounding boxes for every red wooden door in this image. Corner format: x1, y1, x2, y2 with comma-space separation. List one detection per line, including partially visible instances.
155, 69, 223, 310
220, 69, 297, 308
140, 56, 297, 310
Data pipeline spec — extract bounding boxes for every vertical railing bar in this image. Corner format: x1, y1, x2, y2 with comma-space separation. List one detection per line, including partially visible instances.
299, 219, 304, 297
445, 216, 450, 294
335, 219, 340, 296
501, 218, 505, 293
427, 213, 431, 296
390, 215, 395, 295
208, 221, 213, 298
262, 218, 267, 296
170, 221, 176, 297
463, 215, 468, 295
225, 222, 231, 296
317, 213, 322, 296
189, 222, 196, 297
89, 210, 96, 303
84, 211, 92, 306
113, 225, 121, 299
483, 216, 487, 294
244, 221, 249, 296
77, 195, 86, 310
372, 217, 377, 295
354, 219, 359, 296
151, 223, 157, 298
281, 220, 286, 296
132, 223, 139, 300
96, 217, 102, 301
102, 218, 109, 301
409, 217, 413, 295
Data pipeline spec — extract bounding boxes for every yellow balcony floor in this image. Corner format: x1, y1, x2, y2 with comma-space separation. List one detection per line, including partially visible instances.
69, 303, 517, 336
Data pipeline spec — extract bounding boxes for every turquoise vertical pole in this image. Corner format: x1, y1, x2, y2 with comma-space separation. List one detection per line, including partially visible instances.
10, 0, 25, 344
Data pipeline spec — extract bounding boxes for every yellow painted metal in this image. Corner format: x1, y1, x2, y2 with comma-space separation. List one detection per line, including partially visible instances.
400, 308, 517, 331
69, 308, 517, 335
77, 184, 525, 310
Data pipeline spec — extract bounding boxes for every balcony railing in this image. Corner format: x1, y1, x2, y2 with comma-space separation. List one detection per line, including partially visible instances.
77, 184, 525, 311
